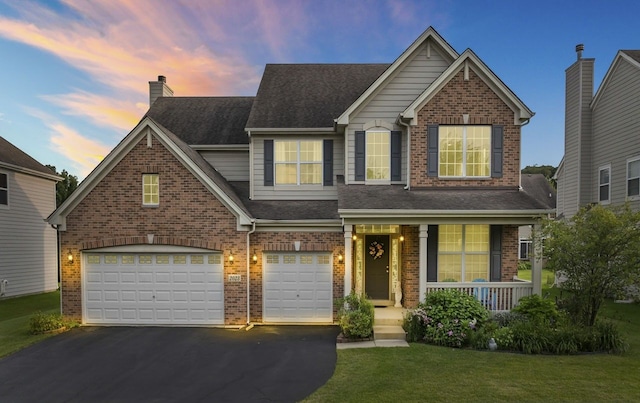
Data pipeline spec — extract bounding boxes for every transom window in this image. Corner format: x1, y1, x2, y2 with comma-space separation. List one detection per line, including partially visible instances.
142, 174, 159, 206
439, 126, 491, 177
366, 131, 390, 180
275, 141, 322, 185
599, 165, 611, 203
628, 158, 640, 199
0, 172, 7, 206
438, 224, 490, 282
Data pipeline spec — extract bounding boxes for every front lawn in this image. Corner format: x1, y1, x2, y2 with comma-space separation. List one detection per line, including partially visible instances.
306, 298, 640, 402
517, 267, 555, 286
0, 291, 61, 358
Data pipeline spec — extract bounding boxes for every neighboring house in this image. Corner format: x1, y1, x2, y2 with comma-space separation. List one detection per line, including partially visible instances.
0, 136, 60, 298
48, 27, 554, 326
518, 174, 556, 261
556, 45, 640, 218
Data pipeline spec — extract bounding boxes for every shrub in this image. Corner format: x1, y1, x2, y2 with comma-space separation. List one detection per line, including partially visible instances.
593, 320, 628, 353
403, 309, 426, 342
492, 311, 527, 328
337, 292, 374, 339
29, 311, 65, 334
512, 294, 559, 324
517, 260, 531, 272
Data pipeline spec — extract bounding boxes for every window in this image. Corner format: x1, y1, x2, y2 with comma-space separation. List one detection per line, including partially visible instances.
519, 239, 532, 260
599, 165, 611, 203
628, 158, 640, 199
366, 131, 390, 180
142, 174, 159, 206
0, 172, 7, 206
275, 141, 322, 185
438, 224, 490, 282
439, 126, 491, 177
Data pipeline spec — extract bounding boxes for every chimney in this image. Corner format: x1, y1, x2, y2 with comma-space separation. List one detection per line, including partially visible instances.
576, 44, 584, 60
149, 75, 174, 106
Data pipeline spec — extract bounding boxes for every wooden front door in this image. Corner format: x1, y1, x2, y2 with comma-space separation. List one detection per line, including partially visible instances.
364, 235, 390, 300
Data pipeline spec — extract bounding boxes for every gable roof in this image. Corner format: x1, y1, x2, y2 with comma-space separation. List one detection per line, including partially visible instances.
401, 49, 534, 125
335, 26, 459, 126
592, 49, 640, 109
146, 97, 253, 145
0, 136, 60, 181
48, 117, 253, 228
245, 64, 389, 130
521, 174, 556, 210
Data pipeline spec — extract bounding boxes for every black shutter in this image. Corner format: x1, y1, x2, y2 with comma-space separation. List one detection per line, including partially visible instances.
264, 139, 274, 186
491, 125, 503, 178
427, 125, 439, 177
427, 225, 438, 282
490, 225, 502, 282
323, 139, 333, 186
355, 131, 365, 181
391, 131, 402, 181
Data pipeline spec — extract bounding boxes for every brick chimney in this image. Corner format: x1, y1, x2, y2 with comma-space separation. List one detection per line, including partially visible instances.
149, 75, 174, 106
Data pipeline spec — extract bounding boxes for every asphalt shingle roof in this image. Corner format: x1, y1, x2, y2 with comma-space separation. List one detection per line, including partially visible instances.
245, 64, 390, 129
621, 50, 640, 64
0, 136, 58, 177
146, 97, 254, 145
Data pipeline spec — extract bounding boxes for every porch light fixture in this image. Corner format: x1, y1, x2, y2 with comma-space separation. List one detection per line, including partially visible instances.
338, 252, 344, 263
399, 235, 405, 242
67, 250, 73, 264
228, 251, 234, 264
252, 251, 258, 263
352, 234, 357, 241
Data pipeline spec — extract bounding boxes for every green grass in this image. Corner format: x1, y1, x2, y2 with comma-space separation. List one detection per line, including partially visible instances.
306, 298, 640, 402
517, 268, 556, 286
0, 291, 61, 358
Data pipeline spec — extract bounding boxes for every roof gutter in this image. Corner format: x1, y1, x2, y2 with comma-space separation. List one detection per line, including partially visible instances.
0, 162, 61, 182
338, 209, 556, 218
253, 219, 342, 227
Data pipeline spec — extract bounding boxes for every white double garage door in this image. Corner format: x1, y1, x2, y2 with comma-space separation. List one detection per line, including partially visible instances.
83, 250, 332, 325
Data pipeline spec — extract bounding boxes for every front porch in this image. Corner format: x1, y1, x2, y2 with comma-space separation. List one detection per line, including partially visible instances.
425, 281, 533, 312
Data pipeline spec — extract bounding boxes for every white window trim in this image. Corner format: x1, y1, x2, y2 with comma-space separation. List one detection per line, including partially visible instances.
598, 164, 611, 204
142, 174, 159, 207
365, 129, 391, 183
438, 225, 490, 281
0, 171, 8, 209
274, 140, 322, 186
627, 156, 640, 201
438, 126, 491, 179
519, 238, 532, 260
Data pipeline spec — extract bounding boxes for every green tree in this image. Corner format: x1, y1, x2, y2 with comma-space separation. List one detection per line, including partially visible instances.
522, 165, 557, 188
46, 165, 79, 207
540, 204, 640, 326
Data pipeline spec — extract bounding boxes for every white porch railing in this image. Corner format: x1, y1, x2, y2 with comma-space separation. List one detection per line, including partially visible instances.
425, 281, 534, 312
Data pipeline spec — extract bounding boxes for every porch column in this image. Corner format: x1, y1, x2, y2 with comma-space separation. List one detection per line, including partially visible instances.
532, 223, 542, 295
419, 224, 428, 301
344, 225, 353, 296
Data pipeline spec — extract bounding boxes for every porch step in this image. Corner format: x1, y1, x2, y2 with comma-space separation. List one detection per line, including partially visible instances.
373, 325, 406, 341
374, 307, 405, 327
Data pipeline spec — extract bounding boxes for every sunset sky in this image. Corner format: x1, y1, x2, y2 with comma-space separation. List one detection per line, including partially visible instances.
0, 0, 637, 179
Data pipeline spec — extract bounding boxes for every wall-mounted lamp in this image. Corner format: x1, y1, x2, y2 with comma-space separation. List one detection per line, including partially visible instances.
399, 235, 405, 242
67, 249, 74, 264
338, 252, 344, 263
352, 234, 357, 241
252, 250, 258, 263
228, 251, 234, 264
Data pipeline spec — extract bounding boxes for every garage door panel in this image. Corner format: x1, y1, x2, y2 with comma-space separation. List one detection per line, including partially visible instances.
84, 252, 224, 325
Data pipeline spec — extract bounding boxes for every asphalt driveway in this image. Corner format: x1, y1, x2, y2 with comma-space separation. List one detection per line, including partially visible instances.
0, 325, 340, 403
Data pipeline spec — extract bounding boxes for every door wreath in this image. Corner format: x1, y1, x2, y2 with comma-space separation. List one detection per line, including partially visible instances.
369, 241, 384, 259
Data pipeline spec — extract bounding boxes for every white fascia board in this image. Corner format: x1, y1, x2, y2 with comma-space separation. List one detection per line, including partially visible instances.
244, 127, 335, 134
0, 162, 61, 182
592, 52, 640, 110
254, 219, 343, 232
338, 209, 554, 219
401, 50, 534, 125
190, 144, 250, 151
83, 245, 218, 253
335, 27, 459, 126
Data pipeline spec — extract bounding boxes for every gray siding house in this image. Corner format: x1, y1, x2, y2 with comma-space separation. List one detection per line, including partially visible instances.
557, 46, 640, 218
0, 136, 60, 298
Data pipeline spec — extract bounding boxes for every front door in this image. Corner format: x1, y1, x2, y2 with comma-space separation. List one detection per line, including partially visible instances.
364, 235, 390, 300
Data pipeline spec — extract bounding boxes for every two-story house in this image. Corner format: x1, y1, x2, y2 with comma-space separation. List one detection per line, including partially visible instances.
556, 45, 640, 218
48, 27, 554, 326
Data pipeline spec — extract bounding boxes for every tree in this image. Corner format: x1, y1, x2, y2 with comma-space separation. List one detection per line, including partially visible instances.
522, 165, 557, 188
540, 204, 640, 326
46, 165, 79, 207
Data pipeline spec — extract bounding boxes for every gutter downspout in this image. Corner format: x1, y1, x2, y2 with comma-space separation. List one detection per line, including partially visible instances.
397, 116, 411, 190
518, 118, 531, 191
246, 220, 256, 326
51, 224, 63, 314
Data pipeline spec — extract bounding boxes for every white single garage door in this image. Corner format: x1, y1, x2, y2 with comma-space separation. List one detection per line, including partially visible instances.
263, 253, 333, 323
83, 252, 224, 325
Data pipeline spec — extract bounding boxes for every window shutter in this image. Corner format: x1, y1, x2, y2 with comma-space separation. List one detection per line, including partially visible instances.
391, 131, 402, 181
323, 139, 333, 186
355, 131, 365, 181
491, 125, 504, 178
427, 125, 439, 177
427, 225, 438, 282
264, 139, 274, 186
490, 225, 502, 282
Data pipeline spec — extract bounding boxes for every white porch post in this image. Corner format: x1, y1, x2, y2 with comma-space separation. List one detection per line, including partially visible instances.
419, 224, 428, 301
344, 225, 353, 296
532, 223, 543, 296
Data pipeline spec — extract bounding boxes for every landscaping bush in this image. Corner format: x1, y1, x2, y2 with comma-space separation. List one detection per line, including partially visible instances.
338, 292, 374, 339
403, 289, 489, 347
29, 311, 65, 334
512, 294, 559, 324
517, 260, 531, 272
593, 320, 628, 353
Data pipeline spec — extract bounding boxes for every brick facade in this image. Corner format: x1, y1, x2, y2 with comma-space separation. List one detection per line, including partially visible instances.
411, 69, 521, 188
